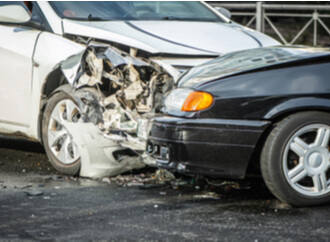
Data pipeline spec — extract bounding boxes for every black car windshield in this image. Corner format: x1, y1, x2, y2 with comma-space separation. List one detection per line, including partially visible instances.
49, 1, 223, 22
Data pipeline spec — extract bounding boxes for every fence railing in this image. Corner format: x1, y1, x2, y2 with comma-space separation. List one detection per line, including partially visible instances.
209, 2, 330, 46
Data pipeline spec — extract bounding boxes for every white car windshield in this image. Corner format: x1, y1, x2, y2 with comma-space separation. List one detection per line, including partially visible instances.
49, 1, 223, 22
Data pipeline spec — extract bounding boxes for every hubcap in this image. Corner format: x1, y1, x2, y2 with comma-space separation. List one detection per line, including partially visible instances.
283, 124, 330, 197
47, 99, 81, 165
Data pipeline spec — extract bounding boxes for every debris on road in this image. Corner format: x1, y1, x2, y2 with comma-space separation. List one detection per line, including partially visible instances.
24, 190, 44, 196
109, 169, 177, 189
101, 177, 111, 185
206, 179, 251, 190
194, 192, 221, 200
15, 184, 33, 189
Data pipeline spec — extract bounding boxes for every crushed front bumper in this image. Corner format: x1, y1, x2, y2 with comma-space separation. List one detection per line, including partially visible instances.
145, 117, 270, 179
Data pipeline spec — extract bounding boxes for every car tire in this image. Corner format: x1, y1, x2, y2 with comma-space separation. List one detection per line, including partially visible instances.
261, 111, 330, 207
42, 91, 81, 175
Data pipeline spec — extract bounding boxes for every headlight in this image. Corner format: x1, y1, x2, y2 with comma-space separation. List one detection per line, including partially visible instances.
165, 88, 213, 112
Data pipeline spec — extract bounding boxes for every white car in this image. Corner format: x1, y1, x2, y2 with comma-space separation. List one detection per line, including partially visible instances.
0, 1, 280, 178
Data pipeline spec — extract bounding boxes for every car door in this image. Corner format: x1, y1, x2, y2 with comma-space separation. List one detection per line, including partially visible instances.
0, 3, 41, 131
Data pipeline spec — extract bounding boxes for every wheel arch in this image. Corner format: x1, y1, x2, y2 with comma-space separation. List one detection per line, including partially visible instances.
37, 68, 74, 144
246, 101, 330, 176
263, 97, 330, 120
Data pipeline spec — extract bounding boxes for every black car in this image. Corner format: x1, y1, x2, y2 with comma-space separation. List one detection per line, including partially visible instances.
144, 46, 330, 206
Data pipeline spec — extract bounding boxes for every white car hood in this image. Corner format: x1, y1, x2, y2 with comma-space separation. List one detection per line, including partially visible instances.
62, 19, 280, 56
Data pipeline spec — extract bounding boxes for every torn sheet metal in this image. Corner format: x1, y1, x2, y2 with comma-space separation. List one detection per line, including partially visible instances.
65, 123, 144, 178
60, 50, 85, 85
76, 51, 103, 88
102, 47, 150, 67
59, 42, 176, 178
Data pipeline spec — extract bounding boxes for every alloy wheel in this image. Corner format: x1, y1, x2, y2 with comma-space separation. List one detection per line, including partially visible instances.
47, 99, 81, 165
283, 124, 330, 197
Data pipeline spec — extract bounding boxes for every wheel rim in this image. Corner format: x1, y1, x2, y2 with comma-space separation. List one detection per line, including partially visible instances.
283, 124, 330, 197
47, 99, 81, 165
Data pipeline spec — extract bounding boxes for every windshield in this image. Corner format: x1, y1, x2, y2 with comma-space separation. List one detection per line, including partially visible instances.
49, 1, 223, 22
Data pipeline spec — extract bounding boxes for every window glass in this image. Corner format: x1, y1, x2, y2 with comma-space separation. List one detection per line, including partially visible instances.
50, 1, 223, 22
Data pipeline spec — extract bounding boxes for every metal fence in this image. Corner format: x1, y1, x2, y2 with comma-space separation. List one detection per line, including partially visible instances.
209, 2, 330, 46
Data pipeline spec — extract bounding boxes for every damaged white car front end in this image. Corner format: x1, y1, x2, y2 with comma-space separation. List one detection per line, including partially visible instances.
45, 42, 177, 178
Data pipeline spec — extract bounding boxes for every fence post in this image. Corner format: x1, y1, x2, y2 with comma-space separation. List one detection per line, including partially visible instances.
256, 2, 263, 32
313, 10, 318, 46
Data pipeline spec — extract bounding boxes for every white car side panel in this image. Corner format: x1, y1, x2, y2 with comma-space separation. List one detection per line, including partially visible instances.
0, 26, 40, 131
28, 32, 85, 139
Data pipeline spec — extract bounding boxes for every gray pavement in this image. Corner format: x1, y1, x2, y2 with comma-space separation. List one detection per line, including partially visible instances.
0, 137, 330, 241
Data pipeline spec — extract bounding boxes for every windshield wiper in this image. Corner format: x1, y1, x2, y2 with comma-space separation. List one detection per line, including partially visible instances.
161, 16, 218, 22
161, 16, 188, 20
87, 14, 104, 21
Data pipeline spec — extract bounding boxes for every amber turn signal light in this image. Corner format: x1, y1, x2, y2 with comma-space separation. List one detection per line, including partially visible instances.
181, 91, 213, 112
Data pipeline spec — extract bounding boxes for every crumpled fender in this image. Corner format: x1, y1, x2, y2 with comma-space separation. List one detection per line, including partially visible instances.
65, 123, 144, 178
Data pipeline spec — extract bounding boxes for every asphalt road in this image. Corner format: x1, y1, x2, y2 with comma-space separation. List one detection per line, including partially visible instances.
0, 137, 330, 241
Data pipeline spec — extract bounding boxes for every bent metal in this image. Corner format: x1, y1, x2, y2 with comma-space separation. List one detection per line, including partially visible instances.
56, 41, 175, 178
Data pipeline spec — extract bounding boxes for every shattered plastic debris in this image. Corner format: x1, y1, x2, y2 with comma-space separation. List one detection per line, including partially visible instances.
15, 184, 33, 189
127, 182, 144, 187
24, 190, 44, 196
206, 179, 251, 190
193, 192, 221, 200
49, 176, 65, 181
155, 169, 175, 181
109, 169, 175, 188
101, 177, 111, 185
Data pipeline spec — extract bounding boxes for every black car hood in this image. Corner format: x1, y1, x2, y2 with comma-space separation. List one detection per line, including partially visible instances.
178, 46, 330, 88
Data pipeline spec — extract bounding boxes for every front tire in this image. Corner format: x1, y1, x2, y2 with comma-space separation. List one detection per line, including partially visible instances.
261, 112, 330, 206
42, 92, 81, 175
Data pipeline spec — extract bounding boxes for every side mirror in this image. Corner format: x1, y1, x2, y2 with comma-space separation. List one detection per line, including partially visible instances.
0, 4, 31, 23
214, 7, 231, 20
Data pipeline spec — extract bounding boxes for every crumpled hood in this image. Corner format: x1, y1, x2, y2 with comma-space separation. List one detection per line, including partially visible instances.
62, 19, 280, 56
178, 46, 330, 88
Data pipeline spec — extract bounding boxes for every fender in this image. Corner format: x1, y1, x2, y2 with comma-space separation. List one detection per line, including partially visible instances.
263, 97, 330, 120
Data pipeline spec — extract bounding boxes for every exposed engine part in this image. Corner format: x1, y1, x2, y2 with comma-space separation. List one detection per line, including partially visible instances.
62, 42, 175, 149
58, 42, 176, 178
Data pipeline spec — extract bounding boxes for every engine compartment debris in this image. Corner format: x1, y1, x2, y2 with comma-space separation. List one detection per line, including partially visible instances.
59, 42, 177, 178
67, 42, 175, 138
